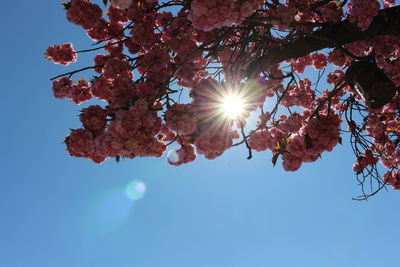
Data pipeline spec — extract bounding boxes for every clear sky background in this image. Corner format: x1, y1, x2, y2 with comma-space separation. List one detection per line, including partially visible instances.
1, 1, 399, 267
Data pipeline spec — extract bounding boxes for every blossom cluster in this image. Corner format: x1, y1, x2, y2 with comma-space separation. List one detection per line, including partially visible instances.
45, 43, 77, 66
283, 113, 341, 171
189, 0, 264, 31
347, 0, 380, 31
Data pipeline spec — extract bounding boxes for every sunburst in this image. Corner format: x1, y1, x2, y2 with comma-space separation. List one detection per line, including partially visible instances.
221, 93, 246, 119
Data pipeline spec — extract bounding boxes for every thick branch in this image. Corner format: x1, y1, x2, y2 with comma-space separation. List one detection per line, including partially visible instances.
246, 6, 400, 78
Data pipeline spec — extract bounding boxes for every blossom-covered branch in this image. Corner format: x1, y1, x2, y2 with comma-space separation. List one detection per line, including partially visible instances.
46, 0, 400, 199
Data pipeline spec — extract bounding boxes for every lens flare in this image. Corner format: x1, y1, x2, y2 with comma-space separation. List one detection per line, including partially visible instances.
167, 150, 180, 165
222, 93, 245, 119
125, 181, 146, 200
82, 186, 136, 234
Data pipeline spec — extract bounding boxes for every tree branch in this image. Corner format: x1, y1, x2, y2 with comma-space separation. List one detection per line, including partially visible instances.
246, 6, 400, 78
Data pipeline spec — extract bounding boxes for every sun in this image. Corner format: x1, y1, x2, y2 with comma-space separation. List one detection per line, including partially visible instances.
221, 93, 245, 119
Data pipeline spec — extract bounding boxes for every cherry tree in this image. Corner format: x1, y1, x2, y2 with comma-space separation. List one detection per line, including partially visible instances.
46, 0, 400, 199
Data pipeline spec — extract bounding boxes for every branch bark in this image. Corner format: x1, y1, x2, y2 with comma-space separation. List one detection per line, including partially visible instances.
246, 6, 400, 78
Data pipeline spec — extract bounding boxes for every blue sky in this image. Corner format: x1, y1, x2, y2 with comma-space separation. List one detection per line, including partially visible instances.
1, 1, 399, 267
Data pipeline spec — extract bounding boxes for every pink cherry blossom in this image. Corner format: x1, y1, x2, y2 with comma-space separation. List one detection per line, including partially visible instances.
66, 0, 102, 30
45, 43, 77, 66
80, 105, 108, 135
110, 0, 133, 10
347, 0, 380, 31
52, 77, 73, 99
